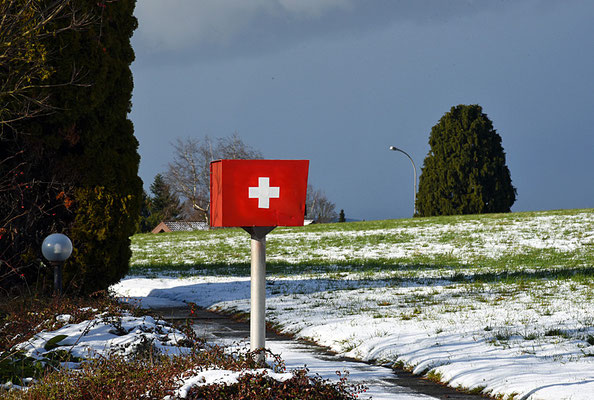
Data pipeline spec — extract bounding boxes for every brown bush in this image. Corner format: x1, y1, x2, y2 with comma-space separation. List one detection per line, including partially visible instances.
2, 295, 365, 400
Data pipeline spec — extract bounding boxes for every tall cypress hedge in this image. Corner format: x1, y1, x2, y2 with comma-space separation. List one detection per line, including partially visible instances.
6, 0, 142, 294
415, 105, 516, 217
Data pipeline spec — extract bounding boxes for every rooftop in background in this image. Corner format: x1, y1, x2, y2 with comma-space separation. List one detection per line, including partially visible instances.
151, 221, 209, 234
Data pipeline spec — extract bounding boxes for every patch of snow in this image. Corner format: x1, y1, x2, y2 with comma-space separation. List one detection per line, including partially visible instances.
14, 312, 190, 362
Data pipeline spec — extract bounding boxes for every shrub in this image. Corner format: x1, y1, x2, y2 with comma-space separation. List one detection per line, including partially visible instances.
2, 296, 364, 399
67, 187, 138, 293
5, 355, 182, 400
186, 369, 363, 400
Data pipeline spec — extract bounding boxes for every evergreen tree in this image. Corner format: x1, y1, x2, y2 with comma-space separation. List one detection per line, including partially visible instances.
57, 0, 142, 294
137, 191, 156, 233
137, 175, 181, 233
150, 174, 181, 221
2, 0, 142, 294
416, 104, 516, 217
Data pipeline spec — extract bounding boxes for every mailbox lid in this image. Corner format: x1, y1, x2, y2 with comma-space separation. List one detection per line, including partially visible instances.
210, 159, 309, 227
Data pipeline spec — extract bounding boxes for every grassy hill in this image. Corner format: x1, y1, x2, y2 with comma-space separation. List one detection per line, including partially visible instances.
130, 208, 593, 280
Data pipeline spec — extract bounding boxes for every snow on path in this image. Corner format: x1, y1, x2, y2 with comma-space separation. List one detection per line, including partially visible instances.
113, 276, 594, 400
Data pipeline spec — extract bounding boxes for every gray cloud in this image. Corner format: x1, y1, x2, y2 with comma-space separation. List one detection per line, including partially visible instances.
134, 0, 352, 54
133, 0, 535, 64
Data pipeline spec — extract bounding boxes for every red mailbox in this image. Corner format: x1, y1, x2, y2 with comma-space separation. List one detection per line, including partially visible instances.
210, 159, 309, 227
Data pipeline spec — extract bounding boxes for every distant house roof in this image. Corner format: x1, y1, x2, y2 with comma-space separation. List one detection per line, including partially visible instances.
151, 221, 209, 234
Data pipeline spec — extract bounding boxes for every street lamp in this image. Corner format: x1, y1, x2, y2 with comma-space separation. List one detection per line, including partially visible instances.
41, 233, 73, 295
389, 145, 418, 216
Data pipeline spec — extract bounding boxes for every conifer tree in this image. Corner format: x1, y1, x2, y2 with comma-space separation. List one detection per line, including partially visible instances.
2, 0, 142, 294
137, 174, 181, 232
416, 104, 516, 217
150, 174, 181, 221
137, 191, 156, 234
55, 0, 141, 293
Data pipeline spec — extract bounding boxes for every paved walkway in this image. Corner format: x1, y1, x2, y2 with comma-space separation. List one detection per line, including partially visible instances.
158, 306, 489, 400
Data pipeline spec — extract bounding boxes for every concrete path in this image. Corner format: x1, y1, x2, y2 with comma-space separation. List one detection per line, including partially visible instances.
158, 306, 489, 400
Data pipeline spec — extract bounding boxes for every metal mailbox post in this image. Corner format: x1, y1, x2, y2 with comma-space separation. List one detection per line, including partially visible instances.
210, 159, 309, 361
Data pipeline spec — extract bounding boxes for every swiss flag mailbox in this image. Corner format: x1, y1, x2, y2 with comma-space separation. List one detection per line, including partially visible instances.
210, 159, 309, 227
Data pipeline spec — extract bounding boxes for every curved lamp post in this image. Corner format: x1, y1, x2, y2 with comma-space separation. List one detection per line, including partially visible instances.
42, 233, 73, 295
389, 145, 418, 216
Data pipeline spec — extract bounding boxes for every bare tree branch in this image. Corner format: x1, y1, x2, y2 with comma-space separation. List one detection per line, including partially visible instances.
306, 185, 337, 223
0, 0, 95, 128
165, 134, 262, 223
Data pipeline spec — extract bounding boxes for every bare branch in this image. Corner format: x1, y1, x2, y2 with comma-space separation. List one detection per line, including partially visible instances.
306, 185, 337, 223
165, 134, 262, 223
0, 0, 96, 127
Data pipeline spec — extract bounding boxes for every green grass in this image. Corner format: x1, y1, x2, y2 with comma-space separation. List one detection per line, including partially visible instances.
130, 209, 594, 284
128, 209, 594, 360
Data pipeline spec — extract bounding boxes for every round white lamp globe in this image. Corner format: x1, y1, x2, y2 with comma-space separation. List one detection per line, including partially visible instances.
41, 233, 73, 262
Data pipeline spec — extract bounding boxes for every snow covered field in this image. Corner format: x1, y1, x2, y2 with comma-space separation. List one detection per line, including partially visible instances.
114, 209, 594, 400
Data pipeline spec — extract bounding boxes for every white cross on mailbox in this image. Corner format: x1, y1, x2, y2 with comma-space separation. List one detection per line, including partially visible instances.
248, 177, 280, 209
